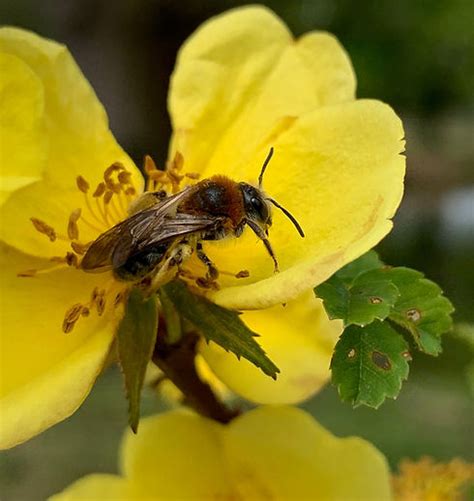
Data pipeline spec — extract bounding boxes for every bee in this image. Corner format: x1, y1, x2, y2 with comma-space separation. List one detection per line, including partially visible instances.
81, 148, 304, 286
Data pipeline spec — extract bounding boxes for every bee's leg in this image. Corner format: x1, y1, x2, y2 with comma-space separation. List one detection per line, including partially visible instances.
196, 242, 219, 280
246, 220, 279, 273
147, 242, 192, 292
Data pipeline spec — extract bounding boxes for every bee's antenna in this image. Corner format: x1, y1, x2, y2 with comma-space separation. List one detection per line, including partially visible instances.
266, 198, 305, 238
258, 147, 274, 189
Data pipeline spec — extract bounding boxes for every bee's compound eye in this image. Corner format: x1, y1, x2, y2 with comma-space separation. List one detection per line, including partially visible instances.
251, 197, 263, 211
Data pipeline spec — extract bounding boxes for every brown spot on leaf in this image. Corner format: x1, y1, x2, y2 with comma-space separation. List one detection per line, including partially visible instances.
371, 351, 392, 370
369, 296, 383, 304
348, 348, 356, 359
406, 308, 421, 322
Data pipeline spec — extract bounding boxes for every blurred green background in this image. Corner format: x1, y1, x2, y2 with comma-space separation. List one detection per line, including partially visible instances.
1, 0, 473, 499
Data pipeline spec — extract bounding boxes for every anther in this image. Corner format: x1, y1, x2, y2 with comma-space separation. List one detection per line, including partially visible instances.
185, 172, 200, 180
65, 252, 79, 267
114, 291, 125, 308
93, 182, 106, 198
96, 294, 106, 316
118, 171, 132, 185
62, 303, 84, 333
172, 151, 184, 171
76, 176, 90, 193
125, 187, 136, 196
104, 162, 124, 181
144, 155, 158, 173
30, 217, 56, 242
103, 191, 114, 205
91, 287, 107, 315
148, 171, 166, 181
71, 241, 91, 255
17, 269, 37, 277
67, 209, 82, 240
235, 270, 250, 279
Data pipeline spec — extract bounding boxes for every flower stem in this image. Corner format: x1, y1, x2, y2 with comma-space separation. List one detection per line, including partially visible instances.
152, 330, 238, 424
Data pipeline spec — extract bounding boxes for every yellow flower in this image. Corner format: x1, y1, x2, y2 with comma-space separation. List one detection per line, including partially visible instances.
0, 6, 405, 448
50, 406, 392, 500
392, 457, 474, 501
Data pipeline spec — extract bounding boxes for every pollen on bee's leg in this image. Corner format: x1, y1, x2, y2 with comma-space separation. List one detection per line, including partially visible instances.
195, 276, 220, 291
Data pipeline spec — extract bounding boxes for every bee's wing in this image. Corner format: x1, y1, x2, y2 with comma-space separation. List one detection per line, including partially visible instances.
111, 212, 225, 268
81, 187, 196, 272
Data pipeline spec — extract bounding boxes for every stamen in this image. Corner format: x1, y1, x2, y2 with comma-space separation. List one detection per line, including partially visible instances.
185, 172, 200, 180
104, 162, 124, 181
17, 269, 37, 277
103, 191, 113, 205
30, 217, 56, 242
65, 252, 79, 267
76, 176, 90, 193
91, 287, 107, 316
71, 241, 91, 255
62, 303, 85, 333
93, 182, 106, 198
67, 208, 82, 240
118, 171, 132, 185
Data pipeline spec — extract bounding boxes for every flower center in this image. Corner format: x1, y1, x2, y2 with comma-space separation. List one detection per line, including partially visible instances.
18, 154, 202, 333
18, 161, 139, 333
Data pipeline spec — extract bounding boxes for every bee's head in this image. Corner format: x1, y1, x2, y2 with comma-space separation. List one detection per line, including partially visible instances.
240, 147, 305, 238
239, 183, 273, 229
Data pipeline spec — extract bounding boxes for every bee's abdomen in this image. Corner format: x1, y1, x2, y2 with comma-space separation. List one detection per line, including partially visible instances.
113, 242, 170, 281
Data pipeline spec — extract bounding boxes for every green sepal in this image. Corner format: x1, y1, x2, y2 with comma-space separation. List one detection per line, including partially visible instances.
158, 287, 182, 345
331, 321, 411, 408
117, 288, 158, 433
161, 280, 279, 379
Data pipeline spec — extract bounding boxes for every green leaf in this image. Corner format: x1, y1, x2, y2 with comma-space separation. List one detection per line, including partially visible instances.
335, 250, 383, 283
316, 268, 399, 326
162, 280, 279, 379
331, 321, 411, 408
117, 288, 158, 433
386, 268, 454, 355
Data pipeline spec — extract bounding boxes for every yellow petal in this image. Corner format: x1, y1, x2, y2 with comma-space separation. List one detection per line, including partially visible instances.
53, 407, 391, 500
49, 474, 130, 501
121, 411, 234, 499
199, 291, 342, 404
0, 243, 121, 449
225, 406, 392, 500
168, 6, 355, 171
0, 27, 142, 257
206, 99, 405, 309
0, 53, 46, 197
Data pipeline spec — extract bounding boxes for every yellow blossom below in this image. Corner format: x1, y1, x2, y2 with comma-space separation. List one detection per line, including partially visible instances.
50, 406, 392, 500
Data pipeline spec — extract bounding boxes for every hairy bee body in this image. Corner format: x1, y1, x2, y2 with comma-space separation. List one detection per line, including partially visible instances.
81, 150, 304, 284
